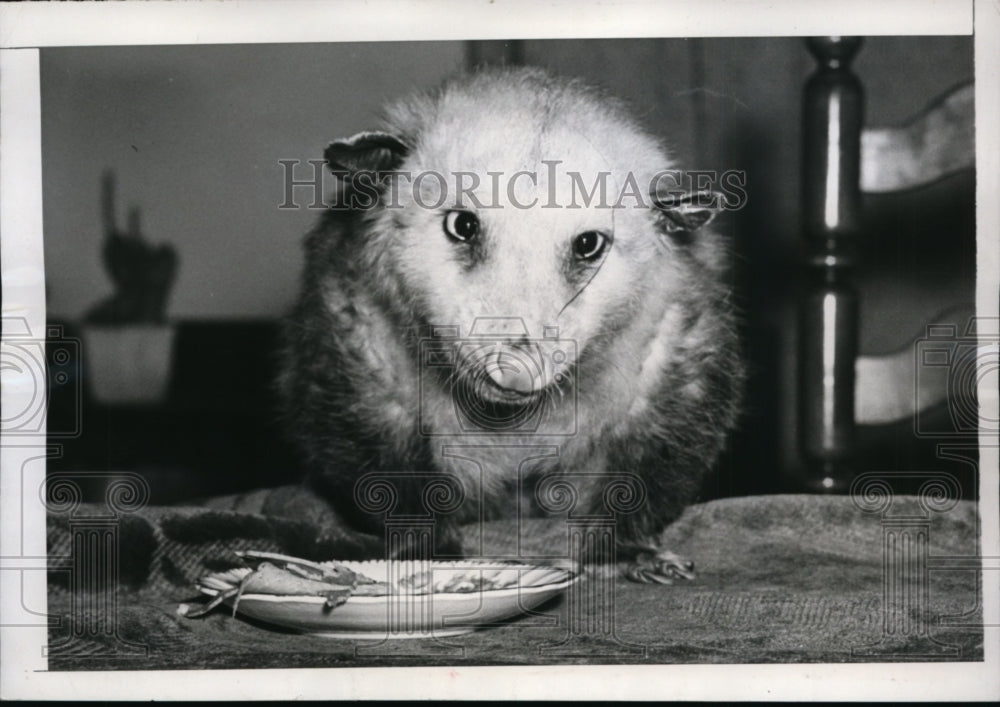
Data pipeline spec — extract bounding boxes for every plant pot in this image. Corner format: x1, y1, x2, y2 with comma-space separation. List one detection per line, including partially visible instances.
81, 325, 176, 405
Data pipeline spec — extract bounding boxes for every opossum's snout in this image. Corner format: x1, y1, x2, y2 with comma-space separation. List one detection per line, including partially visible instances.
477, 341, 547, 395
456, 336, 572, 404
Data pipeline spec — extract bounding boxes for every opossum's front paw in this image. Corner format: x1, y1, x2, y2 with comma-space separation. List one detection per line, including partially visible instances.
623, 547, 696, 584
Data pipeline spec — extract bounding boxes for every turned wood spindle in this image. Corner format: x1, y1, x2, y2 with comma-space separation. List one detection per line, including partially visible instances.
798, 36, 864, 491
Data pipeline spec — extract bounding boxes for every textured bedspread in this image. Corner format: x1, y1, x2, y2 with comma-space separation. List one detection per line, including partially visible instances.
45, 489, 983, 669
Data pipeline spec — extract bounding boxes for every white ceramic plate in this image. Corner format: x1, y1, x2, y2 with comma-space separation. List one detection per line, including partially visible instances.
194, 559, 580, 639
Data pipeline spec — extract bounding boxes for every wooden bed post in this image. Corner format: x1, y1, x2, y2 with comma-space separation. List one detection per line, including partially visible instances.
798, 37, 864, 491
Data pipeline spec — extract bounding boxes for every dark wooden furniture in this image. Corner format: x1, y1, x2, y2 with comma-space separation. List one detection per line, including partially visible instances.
798, 37, 976, 492
46, 320, 299, 504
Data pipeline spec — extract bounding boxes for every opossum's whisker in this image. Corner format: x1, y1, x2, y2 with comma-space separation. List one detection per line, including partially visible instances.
556, 246, 612, 321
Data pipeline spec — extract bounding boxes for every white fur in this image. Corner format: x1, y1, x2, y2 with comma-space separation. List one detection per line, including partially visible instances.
287, 68, 742, 542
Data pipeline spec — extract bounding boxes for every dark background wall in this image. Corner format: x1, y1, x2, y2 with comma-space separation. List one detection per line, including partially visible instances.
41, 42, 464, 320
41, 38, 976, 502
41, 38, 973, 323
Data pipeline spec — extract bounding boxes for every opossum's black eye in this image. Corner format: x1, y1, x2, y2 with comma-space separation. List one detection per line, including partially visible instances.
443, 210, 480, 243
572, 230, 608, 261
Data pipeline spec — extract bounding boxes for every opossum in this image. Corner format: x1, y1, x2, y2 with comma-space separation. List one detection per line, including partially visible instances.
278, 67, 743, 583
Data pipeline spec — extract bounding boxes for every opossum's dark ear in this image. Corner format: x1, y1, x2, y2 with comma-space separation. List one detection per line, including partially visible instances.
324, 131, 409, 174
651, 190, 723, 237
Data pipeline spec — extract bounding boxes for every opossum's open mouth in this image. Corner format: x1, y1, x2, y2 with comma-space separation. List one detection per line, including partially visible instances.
455, 361, 544, 408
453, 373, 545, 432
458, 342, 554, 402
443, 339, 572, 430
476, 372, 543, 404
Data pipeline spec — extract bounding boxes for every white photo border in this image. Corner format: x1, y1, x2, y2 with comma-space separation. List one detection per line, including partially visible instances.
1, 0, 997, 701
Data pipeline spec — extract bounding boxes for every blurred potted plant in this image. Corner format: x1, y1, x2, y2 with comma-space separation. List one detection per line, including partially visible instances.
82, 170, 179, 404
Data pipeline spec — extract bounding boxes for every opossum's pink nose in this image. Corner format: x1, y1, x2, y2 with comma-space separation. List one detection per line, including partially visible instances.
485, 344, 545, 394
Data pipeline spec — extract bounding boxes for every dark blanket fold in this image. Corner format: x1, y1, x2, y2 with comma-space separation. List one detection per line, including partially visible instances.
46, 489, 983, 669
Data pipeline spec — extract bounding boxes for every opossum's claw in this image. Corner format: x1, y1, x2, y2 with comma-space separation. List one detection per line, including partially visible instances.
624, 548, 696, 585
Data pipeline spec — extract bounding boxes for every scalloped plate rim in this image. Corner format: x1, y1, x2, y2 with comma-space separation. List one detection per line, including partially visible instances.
199, 575, 579, 603
192, 558, 580, 635
198, 558, 578, 598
